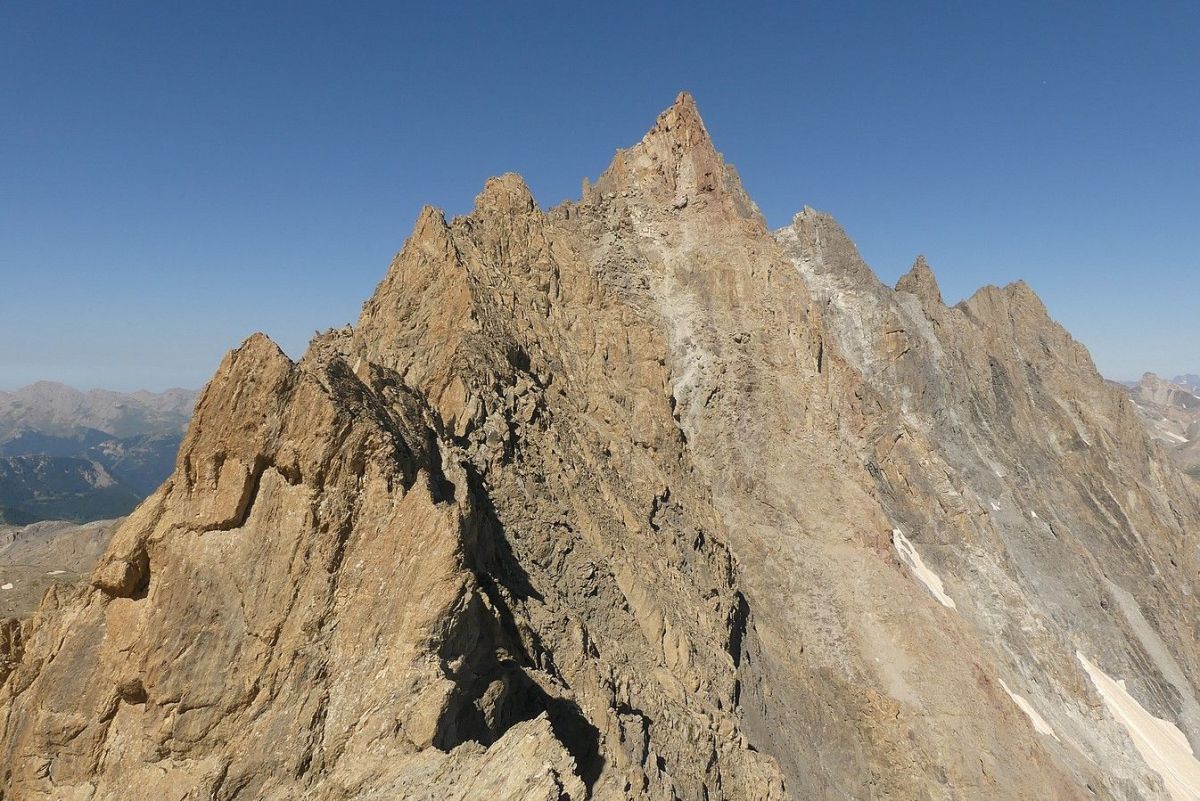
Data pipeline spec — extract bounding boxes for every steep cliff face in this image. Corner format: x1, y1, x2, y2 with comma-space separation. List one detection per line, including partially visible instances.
1, 94, 1198, 801
778, 211, 1200, 799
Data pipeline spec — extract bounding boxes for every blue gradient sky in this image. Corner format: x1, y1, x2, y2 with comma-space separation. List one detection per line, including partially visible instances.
2, 2, 1197, 390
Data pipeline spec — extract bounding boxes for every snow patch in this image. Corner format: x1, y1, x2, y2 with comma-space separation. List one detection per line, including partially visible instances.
1078, 651, 1200, 801
999, 679, 1060, 741
46, 570, 66, 576
0, 583, 12, 590
991, 501, 1001, 511
891, 529, 956, 609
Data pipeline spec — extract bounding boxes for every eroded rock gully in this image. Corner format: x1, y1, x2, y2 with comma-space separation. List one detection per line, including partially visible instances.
2, 94, 1197, 801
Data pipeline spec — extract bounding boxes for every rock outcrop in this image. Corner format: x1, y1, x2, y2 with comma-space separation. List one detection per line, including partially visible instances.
1, 93, 1198, 801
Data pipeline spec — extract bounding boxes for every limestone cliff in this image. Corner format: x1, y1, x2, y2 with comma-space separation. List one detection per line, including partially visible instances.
1, 94, 1198, 801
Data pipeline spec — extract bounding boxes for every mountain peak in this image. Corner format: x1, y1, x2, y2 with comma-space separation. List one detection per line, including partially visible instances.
896, 255, 943, 307
589, 92, 762, 222
472, 173, 538, 217
643, 90, 710, 152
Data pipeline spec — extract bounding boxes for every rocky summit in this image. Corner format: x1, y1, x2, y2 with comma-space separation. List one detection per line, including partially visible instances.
1, 94, 1198, 801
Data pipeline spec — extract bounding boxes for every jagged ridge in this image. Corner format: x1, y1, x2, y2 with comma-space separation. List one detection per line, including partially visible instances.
1, 93, 1198, 801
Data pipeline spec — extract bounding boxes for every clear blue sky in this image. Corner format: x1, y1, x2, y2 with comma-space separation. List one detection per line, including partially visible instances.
2, 1, 1197, 390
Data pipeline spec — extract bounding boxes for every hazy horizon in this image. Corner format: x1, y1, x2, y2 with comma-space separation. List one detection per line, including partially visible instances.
2, 3, 1197, 390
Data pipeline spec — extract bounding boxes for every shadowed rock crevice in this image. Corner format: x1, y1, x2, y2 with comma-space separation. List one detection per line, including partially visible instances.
432, 465, 602, 789
727, 591, 750, 670
0, 620, 23, 685
433, 658, 603, 790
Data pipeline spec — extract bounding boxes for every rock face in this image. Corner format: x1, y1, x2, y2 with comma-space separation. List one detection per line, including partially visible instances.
2, 93, 1199, 800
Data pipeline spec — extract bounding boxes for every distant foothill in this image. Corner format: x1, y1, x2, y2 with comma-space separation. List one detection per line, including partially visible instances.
0, 382, 197, 524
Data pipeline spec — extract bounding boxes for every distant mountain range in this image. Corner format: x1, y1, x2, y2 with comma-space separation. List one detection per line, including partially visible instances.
0, 382, 197, 523
1173, 373, 1200, 394
1115, 372, 1200, 480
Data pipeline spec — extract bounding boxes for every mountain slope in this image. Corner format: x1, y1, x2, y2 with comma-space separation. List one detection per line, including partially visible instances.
0, 455, 140, 524
1, 94, 1197, 801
